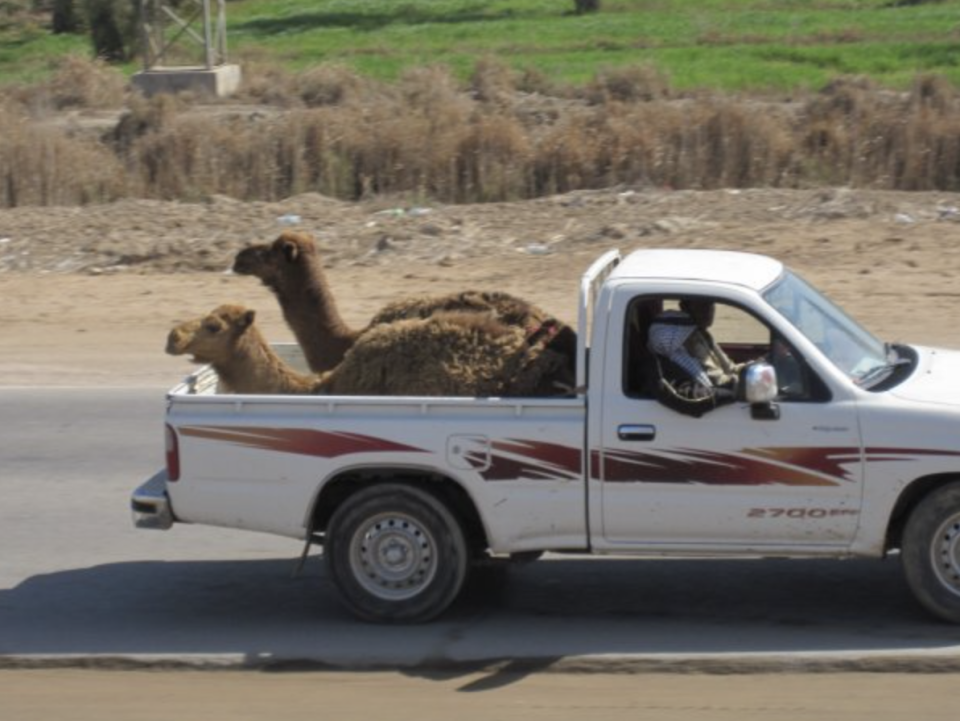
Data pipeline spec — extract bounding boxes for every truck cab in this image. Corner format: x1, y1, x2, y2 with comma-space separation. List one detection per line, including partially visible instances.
588, 249, 866, 552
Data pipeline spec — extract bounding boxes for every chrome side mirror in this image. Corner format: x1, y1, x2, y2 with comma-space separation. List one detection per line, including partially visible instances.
744, 362, 778, 405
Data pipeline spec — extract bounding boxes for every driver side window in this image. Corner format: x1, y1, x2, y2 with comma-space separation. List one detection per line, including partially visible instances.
623, 295, 829, 403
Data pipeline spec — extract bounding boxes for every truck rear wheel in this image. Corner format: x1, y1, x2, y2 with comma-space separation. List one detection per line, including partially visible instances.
902, 482, 960, 623
324, 484, 468, 623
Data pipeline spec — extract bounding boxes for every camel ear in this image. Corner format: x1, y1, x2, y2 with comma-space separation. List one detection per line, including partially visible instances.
280, 238, 299, 263
240, 309, 256, 329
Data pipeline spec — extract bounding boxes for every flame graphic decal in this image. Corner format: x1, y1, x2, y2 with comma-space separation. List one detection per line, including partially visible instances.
598, 446, 960, 487
599, 446, 856, 487
179, 426, 426, 457
178, 424, 960, 488
480, 439, 582, 482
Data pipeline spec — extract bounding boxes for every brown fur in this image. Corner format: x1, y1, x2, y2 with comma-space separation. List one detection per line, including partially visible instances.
232, 231, 577, 385
167, 304, 574, 397
232, 232, 357, 373
166, 305, 319, 395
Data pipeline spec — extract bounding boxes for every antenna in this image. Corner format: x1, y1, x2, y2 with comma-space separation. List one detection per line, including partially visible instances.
133, 0, 241, 97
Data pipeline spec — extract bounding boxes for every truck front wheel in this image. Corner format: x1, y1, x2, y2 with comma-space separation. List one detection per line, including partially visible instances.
902, 482, 960, 623
324, 484, 468, 623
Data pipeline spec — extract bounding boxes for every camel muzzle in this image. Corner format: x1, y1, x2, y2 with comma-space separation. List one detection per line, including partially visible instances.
166, 329, 190, 356
232, 246, 268, 275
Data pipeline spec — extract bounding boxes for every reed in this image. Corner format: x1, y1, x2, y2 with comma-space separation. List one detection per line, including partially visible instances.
3, 61, 960, 208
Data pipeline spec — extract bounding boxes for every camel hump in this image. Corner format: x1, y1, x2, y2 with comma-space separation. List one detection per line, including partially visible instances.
358, 310, 518, 349
369, 289, 551, 329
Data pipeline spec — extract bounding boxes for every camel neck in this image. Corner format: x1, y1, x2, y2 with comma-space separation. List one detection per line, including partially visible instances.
217, 330, 315, 395
276, 264, 359, 371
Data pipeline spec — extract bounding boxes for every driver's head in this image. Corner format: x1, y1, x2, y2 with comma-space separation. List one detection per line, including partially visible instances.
680, 298, 715, 329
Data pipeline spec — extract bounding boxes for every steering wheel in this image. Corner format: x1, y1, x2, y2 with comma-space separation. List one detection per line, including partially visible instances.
770, 337, 803, 397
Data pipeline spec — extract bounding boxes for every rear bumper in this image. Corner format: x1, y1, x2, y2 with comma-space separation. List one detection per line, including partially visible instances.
131, 469, 175, 530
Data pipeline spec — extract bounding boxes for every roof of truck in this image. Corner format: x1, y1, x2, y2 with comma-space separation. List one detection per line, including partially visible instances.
609, 249, 784, 291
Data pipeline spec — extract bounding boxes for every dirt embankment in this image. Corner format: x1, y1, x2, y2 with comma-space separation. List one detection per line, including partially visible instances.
2, 186, 960, 386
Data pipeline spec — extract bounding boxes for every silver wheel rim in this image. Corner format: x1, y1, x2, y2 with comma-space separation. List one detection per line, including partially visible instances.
349, 512, 438, 601
930, 513, 960, 598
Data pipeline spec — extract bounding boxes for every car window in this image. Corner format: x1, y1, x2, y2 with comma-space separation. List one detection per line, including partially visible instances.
623, 295, 828, 402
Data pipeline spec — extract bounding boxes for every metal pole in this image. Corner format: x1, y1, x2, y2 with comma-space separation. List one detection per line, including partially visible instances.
218, 0, 228, 63
139, 0, 151, 71
202, 0, 214, 69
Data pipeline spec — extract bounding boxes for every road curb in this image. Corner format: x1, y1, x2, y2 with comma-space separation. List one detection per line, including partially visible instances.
3, 652, 960, 674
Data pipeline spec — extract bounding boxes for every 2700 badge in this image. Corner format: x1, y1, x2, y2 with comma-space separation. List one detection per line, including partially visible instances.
748, 507, 859, 519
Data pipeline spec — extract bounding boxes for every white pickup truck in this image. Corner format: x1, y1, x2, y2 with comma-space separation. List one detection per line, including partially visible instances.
133, 248, 960, 624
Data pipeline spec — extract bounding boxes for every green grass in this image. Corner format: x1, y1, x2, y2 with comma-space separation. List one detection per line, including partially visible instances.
2, 0, 960, 91
0, 24, 89, 86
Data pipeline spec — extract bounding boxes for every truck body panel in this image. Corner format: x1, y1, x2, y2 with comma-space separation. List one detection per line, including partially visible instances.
166, 385, 588, 551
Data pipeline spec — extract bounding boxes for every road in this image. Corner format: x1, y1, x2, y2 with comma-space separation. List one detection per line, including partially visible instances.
2, 387, 960, 673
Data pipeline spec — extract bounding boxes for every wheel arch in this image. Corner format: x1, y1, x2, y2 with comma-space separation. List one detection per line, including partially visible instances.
886, 473, 960, 551
308, 465, 490, 558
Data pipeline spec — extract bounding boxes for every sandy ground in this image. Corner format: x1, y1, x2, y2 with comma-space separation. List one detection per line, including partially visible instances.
2, 669, 959, 721
3, 186, 960, 387
4, 187, 960, 713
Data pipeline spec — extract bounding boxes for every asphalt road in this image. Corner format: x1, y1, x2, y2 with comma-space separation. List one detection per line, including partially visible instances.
2, 387, 960, 672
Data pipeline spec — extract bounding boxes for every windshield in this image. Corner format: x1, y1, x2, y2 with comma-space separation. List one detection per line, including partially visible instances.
763, 271, 892, 386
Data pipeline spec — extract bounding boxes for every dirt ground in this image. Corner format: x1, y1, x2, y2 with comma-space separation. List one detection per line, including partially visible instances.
2, 669, 959, 721
3, 186, 960, 387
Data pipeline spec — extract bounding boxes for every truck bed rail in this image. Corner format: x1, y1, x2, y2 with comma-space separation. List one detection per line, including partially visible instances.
577, 248, 621, 390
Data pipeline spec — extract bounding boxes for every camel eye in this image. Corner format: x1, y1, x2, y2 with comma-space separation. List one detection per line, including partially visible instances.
203, 322, 221, 334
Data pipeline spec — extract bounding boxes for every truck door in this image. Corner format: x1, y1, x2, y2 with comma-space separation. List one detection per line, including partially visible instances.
591, 292, 863, 552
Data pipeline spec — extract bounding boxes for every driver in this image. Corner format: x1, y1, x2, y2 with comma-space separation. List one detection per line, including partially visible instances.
645, 298, 745, 417
678, 298, 745, 389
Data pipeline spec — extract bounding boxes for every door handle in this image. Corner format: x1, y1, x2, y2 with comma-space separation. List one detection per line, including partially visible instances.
618, 424, 656, 441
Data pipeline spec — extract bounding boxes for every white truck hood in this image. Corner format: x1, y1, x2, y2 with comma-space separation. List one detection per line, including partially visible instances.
890, 346, 960, 407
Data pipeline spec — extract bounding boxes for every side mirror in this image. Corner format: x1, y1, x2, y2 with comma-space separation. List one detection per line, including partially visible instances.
744, 362, 778, 403
744, 362, 780, 420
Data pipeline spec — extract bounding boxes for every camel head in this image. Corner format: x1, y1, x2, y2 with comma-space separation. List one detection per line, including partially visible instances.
166, 304, 258, 364
232, 231, 319, 288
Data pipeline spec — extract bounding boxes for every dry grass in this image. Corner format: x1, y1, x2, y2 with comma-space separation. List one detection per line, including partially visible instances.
1, 55, 128, 113
1, 59, 960, 208
0, 101, 124, 206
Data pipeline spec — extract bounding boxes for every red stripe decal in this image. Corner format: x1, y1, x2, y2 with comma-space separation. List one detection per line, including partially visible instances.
599, 446, 960, 487
179, 426, 426, 458
176, 427, 960, 489
481, 439, 582, 482
600, 447, 851, 487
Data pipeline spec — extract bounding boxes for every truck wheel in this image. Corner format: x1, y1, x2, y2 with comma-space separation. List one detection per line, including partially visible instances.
902, 482, 960, 623
324, 484, 468, 623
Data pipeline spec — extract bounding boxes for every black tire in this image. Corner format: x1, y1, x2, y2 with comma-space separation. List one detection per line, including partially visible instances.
902, 482, 960, 623
324, 484, 469, 623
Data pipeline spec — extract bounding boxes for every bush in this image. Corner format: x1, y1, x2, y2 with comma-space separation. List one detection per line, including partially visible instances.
1, 0, 42, 31
583, 64, 672, 104
46, 54, 127, 108
82, 0, 137, 62
574, 0, 600, 13
3, 61, 960, 208
0, 104, 124, 206
52, 0, 84, 33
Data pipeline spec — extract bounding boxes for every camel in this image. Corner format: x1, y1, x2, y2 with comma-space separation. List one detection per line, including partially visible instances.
166, 304, 317, 395
166, 304, 574, 397
231, 231, 577, 390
